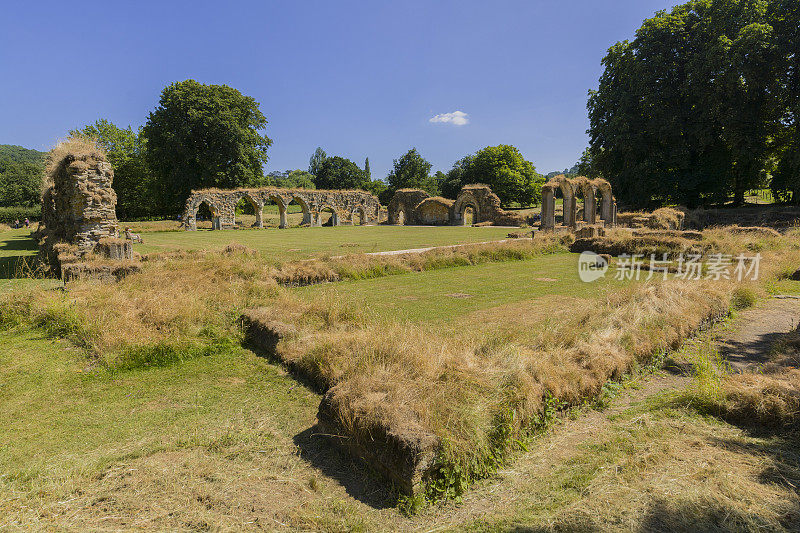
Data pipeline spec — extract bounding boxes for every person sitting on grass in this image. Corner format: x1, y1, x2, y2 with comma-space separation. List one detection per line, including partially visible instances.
124, 227, 143, 243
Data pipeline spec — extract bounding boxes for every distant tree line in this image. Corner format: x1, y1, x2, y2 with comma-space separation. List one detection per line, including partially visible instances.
586, 0, 800, 208
6, 79, 548, 221
0, 145, 45, 222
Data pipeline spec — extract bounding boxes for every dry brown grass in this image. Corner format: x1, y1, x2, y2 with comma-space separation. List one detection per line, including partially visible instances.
718, 328, 800, 427
5, 226, 800, 502
257, 277, 735, 497
44, 136, 105, 185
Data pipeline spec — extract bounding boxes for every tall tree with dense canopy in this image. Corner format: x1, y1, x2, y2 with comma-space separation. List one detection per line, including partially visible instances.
143, 80, 272, 215
314, 156, 368, 190
588, 0, 789, 208
308, 147, 327, 178
386, 148, 438, 195
770, 0, 800, 203
451, 145, 542, 206
0, 145, 44, 208
364, 157, 371, 180
70, 119, 155, 219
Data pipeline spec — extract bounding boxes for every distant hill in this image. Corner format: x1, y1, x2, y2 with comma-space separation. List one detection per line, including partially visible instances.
0, 144, 46, 166
545, 163, 581, 180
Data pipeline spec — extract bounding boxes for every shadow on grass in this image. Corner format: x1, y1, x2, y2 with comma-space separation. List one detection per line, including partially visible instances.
243, 340, 397, 509
0, 231, 40, 279
293, 426, 397, 510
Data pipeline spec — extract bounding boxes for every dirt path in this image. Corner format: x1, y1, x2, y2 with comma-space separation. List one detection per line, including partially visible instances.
717, 298, 800, 372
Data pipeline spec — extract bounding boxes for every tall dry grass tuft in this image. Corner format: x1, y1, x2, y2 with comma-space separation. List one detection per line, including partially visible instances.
44, 136, 105, 187
264, 277, 735, 499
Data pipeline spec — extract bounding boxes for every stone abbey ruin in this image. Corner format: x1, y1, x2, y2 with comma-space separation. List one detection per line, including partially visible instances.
39, 140, 137, 280
540, 174, 617, 230
182, 188, 381, 230
388, 184, 526, 226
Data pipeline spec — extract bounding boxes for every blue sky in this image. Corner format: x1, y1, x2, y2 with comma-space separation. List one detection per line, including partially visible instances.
0, 0, 675, 178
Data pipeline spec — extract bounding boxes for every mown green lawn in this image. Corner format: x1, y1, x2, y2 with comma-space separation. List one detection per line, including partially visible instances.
0, 329, 319, 492
297, 253, 629, 323
135, 224, 517, 260
0, 228, 59, 293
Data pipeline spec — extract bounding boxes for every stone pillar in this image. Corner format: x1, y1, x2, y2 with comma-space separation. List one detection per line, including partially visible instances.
583, 194, 596, 224
541, 189, 555, 230
278, 202, 287, 229
255, 202, 264, 228
563, 194, 576, 227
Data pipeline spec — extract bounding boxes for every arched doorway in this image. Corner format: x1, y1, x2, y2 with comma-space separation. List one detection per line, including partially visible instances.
319, 206, 338, 227
193, 200, 219, 230
289, 197, 312, 226
261, 196, 287, 228
234, 196, 261, 228
352, 206, 366, 225
396, 209, 406, 226
462, 205, 476, 226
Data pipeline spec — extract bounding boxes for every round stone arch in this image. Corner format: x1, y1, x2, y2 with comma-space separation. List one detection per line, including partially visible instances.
452, 192, 481, 226
591, 178, 615, 225
231, 192, 264, 228
187, 198, 221, 230
572, 176, 597, 224
317, 205, 339, 227
289, 195, 312, 226
351, 205, 367, 225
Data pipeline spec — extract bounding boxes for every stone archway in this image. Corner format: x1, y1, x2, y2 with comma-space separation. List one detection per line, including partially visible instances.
592, 178, 615, 226
233, 194, 263, 228
317, 206, 339, 227
182, 188, 379, 230
452, 192, 481, 226
573, 176, 596, 224
187, 199, 221, 230
351, 206, 367, 225
541, 175, 576, 229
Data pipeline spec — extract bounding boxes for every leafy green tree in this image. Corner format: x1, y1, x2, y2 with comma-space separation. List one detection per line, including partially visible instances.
588, 0, 786, 208
386, 148, 438, 195
314, 156, 368, 190
364, 157, 371, 180
0, 144, 45, 166
441, 155, 473, 199
0, 145, 44, 208
0, 161, 42, 207
365, 179, 389, 204
770, 0, 800, 203
70, 119, 155, 219
142, 80, 272, 215
267, 169, 316, 189
459, 145, 542, 206
308, 147, 327, 177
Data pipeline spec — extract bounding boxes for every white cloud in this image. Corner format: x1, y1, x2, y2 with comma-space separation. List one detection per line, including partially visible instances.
429, 110, 469, 126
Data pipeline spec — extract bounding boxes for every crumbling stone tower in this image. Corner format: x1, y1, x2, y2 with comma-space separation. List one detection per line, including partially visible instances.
40, 139, 126, 275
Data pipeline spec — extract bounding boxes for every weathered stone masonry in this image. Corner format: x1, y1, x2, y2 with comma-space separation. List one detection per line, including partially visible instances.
182, 188, 381, 230
387, 184, 525, 226
540, 175, 617, 230
41, 153, 119, 250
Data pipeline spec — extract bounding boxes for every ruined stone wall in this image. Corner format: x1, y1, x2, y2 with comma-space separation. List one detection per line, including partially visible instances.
42, 153, 119, 249
416, 197, 453, 225
182, 188, 381, 230
387, 189, 434, 225
541, 175, 617, 231
387, 185, 524, 227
